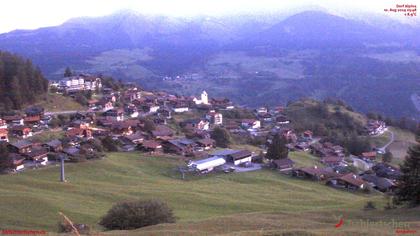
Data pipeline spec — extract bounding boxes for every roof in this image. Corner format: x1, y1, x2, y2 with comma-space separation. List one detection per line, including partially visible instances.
192, 156, 225, 165
361, 174, 395, 190
2, 115, 23, 121
125, 132, 144, 141
322, 156, 343, 164
273, 158, 295, 168
167, 139, 196, 149
26, 148, 48, 159
211, 149, 240, 156
197, 138, 215, 146
142, 140, 161, 149
229, 150, 252, 160
362, 152, 377, 158
45, 139, 62, 148
63, 147, 80, 156
10, 140, 32, 149
11, 125, 31, 131
339, 173, 366, 187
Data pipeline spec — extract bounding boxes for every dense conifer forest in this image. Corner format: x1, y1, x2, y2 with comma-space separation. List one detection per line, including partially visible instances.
0, 51, 48, 110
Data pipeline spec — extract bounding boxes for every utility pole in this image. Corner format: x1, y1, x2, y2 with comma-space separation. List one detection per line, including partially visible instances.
60, 155, 66, 182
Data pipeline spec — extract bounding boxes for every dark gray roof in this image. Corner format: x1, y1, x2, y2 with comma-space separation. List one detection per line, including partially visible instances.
45, 139, 62, 148
11, 140, 32, 149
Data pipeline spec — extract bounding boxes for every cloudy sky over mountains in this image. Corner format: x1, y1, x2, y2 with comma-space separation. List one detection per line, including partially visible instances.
0, 0, 412, 33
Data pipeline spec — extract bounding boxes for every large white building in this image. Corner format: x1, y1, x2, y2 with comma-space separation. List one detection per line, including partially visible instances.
58, 75, 102, 92
188, 156, 226, 172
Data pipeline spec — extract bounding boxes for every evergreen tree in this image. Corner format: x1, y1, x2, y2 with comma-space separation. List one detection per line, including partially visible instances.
64, 67, 72, 77
266, 134, 289, 160
382, 151, 393, 163
0, 142, 11, 171
0, 51, 48, 110
211, 127, 231, 148
395, 129, 420, 206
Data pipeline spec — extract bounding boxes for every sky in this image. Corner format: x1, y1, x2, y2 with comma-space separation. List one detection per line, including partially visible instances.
0, 0, 417, 33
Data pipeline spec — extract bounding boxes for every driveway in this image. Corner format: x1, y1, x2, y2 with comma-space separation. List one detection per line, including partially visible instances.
377, 130, 395, 153
222, 163, 262, 172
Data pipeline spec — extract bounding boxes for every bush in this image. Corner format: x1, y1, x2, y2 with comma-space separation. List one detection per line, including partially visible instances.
99, 199, 175, 230
364, 201, 376, 210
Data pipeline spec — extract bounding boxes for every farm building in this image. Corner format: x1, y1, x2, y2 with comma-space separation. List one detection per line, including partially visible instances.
188, 156, 226, 172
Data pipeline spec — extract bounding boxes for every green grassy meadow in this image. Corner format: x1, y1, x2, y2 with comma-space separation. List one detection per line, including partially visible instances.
0, 152, 418, 235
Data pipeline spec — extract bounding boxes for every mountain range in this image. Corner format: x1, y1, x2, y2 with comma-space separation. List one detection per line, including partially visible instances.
0, 9, 419, 119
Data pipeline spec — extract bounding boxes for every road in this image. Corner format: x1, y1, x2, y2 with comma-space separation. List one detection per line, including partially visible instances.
376, 129, 395, 153
44, 110, 89, 116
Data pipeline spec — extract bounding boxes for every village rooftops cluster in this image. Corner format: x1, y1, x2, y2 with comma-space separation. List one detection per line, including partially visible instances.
1, 75, 396, 196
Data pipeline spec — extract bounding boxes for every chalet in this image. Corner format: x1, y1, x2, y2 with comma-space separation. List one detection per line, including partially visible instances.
276, 115, 290, 124
8, 153, 26, 171
181, 119, 210, 131
63, 147, 80, 157
97, 98, 114, 111
66, 128, 92, 140
259, 113, 273, 122
173, 104, 189, 113
256, 107, 268, 114
124, 105, 139, 118
104, 109, 124, 121
0, 128, 8, 142
273, 158, 295, 171
303, 130, 313, 139
3, 115, 24, 126
87, 99, 99, 108
44, 139, 63, 152
69, 120, 90, 129
196, 138, 215, 150
210, 98, 233, 109
241, 119, 261, 129
8, 140, 32, 154
372, 163, 401, 180
123, 89, 141, 102
157, 108, 172, 119
227, 150, 253, 165
164, 138, 196, 156
141, 103, 160, 113
10, 126, 32, 138
295, 142, 310, 151
327, 173, 366, 191
361, 174, 396, 192
0, 119, 7, 129
206, 111, 223, 125
366, 120, 386, 135
151, 125, 174, 138
352, 156, 374, 171
111, 122, 133, 136
321, 156, 345, 167
26, 148, 49, 165
292, 166, 338, 181
361, 151, 377, 160
122, 132, 144, 144
141, 140, 162, 153
24, 115, 41, 125
188, 156, 226, 172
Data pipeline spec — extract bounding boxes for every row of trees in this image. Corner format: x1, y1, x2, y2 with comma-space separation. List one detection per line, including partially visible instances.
0, 51, 49, 110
